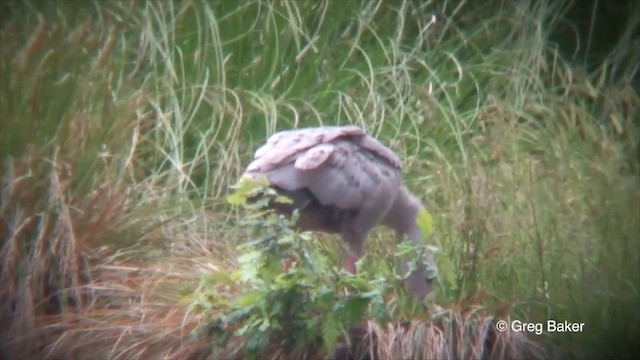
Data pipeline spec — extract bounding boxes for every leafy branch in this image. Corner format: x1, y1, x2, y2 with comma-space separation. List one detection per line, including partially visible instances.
192, 177, 439, 357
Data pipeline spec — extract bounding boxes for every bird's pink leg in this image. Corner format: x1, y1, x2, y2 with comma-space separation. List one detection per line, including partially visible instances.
345, 254, 358, 274
342, 226, 365, 275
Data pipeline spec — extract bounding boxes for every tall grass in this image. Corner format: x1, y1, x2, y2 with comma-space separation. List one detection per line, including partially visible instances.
1, 0, 638, 359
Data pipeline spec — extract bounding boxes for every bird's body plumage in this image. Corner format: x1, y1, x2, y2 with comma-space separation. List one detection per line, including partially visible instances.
243, 125, 436, 300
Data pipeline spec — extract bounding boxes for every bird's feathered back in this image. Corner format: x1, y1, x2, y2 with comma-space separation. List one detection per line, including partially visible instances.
244, 126, 403, 211
248, 126, 401, 173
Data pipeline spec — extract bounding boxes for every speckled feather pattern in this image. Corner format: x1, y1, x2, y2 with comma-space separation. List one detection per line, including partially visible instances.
244, 126, 403, 211
248, 126, 402, 173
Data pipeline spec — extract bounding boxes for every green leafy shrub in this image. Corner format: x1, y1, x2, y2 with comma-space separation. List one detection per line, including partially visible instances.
191, 177, 437, 357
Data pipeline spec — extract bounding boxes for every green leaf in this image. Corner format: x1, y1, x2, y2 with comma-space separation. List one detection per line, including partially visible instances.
237, 292, 263, 307
275, 195, 293, 204
396, 240, 420, 257
245, 197, 270, 209
369, 298, 392, 325
200, 273, 214, 287
321, 313, 342, 352
230, 269, 243, 281
245, 328, 269, 355
435, 252, 457, 289
237, 250, 262, 265
195, 319, 230, 346
290, 208, 301, 223
258, 318, 271, 332
235, 322, 250, 336
339, 275, 370, 292
276, 233, 295, 245
226, 176, 271, 206
226, 307, 251, 324
237, 251, 262, 282
226, 191, 248, 205
416, 208, 434, 240
314, 285, 336, 309
335, 297, 369, 324
207, 270, 235, 285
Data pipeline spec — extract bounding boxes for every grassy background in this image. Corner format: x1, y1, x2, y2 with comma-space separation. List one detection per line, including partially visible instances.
1, 0, 639, 358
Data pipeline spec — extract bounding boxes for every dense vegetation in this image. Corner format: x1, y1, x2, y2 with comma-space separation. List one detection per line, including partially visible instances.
1, 1, 638, 359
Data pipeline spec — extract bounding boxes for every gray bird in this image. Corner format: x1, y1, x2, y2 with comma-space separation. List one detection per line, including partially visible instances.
242, 125, 437, 301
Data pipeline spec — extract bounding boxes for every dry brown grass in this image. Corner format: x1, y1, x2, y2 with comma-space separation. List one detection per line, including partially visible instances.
0, 176, 215, 359
38, 272, 208, 360
0, 150, 237, 359
191, 307, 547, 360
0, 153, 118, 356
359, 311, 545, 360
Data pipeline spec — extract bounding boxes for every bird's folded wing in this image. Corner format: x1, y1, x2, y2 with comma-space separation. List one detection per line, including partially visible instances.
252, 126, 364, 170
248, 126, 401, 173
294, 143, 335, 170
245, 126, 403, 210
